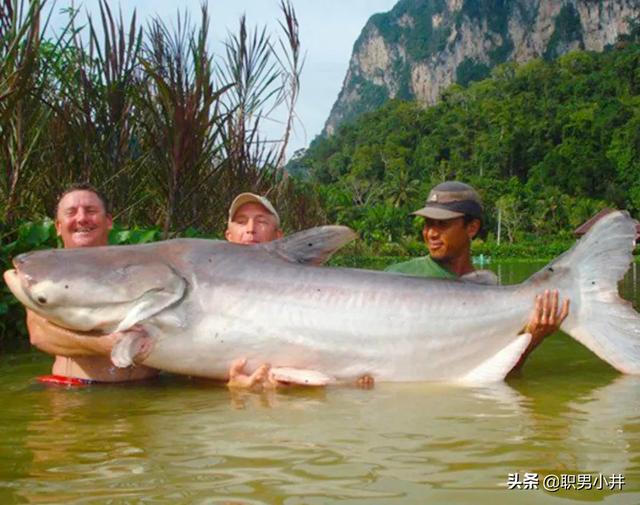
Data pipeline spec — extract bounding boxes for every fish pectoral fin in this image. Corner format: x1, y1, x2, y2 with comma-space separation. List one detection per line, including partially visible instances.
458, 333, 532, 384
111, 331, 150, 368
263, 226, 357, 266
114, 271, 187, 333
270, 367, 334, 386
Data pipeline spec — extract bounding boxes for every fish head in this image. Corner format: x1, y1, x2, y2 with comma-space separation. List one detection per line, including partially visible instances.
4, 245, 186, 332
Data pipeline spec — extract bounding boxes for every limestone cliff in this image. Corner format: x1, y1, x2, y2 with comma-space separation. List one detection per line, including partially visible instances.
324, 0, 639, 135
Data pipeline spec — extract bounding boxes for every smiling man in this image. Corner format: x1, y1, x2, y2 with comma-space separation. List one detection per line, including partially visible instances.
386, 181, 570, 372
54, 186, 113, 247
27, 183, 156, 385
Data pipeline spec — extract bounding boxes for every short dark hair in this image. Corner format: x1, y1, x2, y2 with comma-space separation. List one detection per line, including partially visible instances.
55, 183, 111, 216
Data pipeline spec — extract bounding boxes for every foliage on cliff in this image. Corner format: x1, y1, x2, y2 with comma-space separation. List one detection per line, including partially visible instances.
326, 0, 638, 135
295, 42, 640, 249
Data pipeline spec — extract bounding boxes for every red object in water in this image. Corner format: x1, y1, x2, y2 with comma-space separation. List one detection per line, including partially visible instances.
37, 374, 96, 386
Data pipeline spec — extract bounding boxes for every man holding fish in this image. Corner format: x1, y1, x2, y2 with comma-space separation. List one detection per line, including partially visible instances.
386, 181, 569, 372
27, 187, 284, 385
24, 182, 568, 386
26, 183, 159, 385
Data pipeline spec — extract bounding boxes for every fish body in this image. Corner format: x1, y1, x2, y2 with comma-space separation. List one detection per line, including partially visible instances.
5, 212, 640, 383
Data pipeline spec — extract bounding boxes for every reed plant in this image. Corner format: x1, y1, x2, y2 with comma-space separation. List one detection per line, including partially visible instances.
0, 0, 323, 239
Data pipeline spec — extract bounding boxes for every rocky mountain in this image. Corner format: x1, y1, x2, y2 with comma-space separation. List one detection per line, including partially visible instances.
323, 0, 640, 135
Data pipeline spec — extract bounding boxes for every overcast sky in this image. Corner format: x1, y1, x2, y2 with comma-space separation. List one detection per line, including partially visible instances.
50, 0, 398, 160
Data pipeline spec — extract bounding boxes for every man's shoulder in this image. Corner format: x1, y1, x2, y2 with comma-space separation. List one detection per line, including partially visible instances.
385, 256, 454, 278
385, 256, 425, 271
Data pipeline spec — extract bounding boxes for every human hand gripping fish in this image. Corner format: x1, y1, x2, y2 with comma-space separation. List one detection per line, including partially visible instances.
226, 358, 375, 389
510, 289, 570, 372
5, 216, 640, 383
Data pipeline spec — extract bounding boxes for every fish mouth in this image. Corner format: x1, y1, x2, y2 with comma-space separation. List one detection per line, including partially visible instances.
3, 268, 36, 309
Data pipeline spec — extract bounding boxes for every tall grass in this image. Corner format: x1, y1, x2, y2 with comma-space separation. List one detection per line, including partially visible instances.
0, 0, 322, 238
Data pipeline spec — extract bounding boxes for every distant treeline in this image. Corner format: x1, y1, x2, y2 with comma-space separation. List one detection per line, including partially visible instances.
0, 0, 324, 241
291, 37, 640, 252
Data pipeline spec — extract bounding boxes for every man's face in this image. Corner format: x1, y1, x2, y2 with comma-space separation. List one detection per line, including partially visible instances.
421, 217, 479, 262
225, 202, 283, 245
55, 190, 113, 249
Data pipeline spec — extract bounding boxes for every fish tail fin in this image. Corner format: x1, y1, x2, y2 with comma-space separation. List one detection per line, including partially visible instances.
532, 211, 640, 373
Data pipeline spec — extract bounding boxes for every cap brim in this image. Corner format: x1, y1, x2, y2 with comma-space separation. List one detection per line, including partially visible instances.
228, 192, 280, 226
411, 207, 465, 220
230, 194, 262, 214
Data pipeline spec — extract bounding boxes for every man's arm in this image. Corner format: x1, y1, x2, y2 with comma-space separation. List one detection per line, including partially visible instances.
510, 289, 570, 373
27, 309, 121, 358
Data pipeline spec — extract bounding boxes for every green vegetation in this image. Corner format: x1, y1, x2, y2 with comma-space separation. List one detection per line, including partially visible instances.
369, 0, 449, 60
300, 42, 640, 252
0, 0, 322, 236
544, 4, 584, 60
460, 0, 511, 38
2, 1, 640, 352
346, 74, 390, 114
456, 57, 491, 87
0, 0, 326, 350
327, 0, 593, 140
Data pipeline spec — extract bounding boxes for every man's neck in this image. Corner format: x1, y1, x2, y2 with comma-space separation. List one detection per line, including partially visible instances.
433, 254, 475, 277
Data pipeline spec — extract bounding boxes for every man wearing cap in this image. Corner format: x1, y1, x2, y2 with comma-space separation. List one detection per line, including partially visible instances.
224, 192, 286, 387
223, 192, 377, 388
386, 181, 569, 372
225, 192, 283, 245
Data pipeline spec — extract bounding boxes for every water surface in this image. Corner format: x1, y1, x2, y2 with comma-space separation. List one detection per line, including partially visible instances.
1, 261, 639, 504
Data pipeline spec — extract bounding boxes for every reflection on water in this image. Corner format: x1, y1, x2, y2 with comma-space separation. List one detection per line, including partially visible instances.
0, 261, 639, 504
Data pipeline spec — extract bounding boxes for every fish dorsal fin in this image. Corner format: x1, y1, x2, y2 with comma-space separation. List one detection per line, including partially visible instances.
263, 225, 357, 266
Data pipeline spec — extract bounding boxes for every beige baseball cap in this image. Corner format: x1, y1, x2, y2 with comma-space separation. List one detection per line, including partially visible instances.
228, 192, 280, 226
412, 181, 483, 220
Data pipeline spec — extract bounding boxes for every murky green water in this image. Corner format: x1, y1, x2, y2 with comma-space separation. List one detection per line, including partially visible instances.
1, 261, 639, 504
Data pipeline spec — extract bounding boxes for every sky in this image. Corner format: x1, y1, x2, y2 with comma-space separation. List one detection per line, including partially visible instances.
48, 0, 398, 160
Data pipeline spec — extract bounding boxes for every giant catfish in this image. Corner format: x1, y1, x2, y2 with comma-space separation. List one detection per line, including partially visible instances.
4, 211, 640, 384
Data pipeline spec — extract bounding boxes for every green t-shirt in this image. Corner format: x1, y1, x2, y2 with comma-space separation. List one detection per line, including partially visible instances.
384, 256, 457, 279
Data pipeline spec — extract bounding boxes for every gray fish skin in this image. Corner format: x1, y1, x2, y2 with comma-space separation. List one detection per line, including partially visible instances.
4, 213, 640, 384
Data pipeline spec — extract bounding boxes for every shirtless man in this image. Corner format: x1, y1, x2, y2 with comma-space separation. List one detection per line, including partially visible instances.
27, 183, 157, 384
29, 189, 281, 386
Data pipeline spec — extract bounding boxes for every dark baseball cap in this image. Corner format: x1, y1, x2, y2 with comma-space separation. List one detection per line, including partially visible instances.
412, 181, 483, 220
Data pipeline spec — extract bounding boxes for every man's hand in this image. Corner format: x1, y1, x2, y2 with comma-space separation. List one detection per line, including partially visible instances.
511, 289, 569, 373
356, 374, 375, 389
227, 358, 273, 389
525, 289, 570, 345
